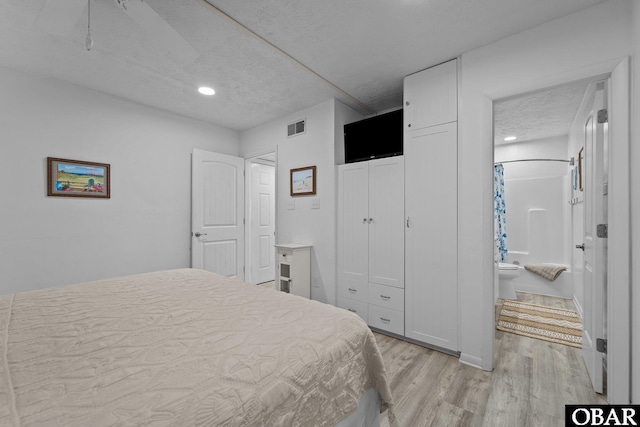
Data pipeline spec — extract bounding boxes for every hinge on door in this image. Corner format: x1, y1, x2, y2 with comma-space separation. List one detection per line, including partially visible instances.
596, 338, 607, 354
597, 224, 608, 238
597, 109, 608, 124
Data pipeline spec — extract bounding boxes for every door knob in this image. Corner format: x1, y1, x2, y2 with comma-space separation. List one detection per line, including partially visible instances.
576, 243, 585, 251
194, 232, 207, 237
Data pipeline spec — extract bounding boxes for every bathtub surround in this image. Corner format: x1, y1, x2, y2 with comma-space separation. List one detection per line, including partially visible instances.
511, 264, 574, 300
494, 136, 573, 299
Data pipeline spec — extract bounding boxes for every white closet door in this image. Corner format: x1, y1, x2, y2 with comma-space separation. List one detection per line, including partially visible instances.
368, 157, 405, 289
337, 162, 369, 302
405, 122, 458, 350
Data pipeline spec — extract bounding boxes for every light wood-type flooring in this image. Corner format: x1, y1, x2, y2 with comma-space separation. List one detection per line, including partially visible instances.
378, 292, 606, 427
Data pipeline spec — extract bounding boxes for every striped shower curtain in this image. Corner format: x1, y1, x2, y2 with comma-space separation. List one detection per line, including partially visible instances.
494, 164, 508, 262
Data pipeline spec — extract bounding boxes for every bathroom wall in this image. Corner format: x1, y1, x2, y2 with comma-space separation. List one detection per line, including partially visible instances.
495, 135, 571, 266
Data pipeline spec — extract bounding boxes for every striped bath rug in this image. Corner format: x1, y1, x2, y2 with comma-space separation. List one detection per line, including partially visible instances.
497, 300, 582, 348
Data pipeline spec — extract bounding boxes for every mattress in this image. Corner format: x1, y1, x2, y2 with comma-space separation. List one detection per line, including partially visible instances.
0, 269, 396, 426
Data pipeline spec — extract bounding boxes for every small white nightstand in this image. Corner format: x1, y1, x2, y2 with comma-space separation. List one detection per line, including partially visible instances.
274, 244, 311, 299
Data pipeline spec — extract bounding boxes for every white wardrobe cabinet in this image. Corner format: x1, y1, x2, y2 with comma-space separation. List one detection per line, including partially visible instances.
337, 156, 405, 334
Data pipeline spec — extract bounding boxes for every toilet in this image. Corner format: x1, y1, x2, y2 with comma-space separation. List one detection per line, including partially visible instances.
498, 262, 519, 300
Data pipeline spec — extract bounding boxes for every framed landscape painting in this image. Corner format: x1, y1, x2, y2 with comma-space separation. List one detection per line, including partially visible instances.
290, 165, 316, 196
47, 157, 110, 198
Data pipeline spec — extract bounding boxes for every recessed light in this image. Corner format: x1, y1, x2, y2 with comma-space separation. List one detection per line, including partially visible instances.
504, 136, 517, 141
198, 86, 215, 96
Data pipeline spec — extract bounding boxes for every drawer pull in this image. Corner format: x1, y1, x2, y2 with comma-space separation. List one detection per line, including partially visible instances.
380, 295, 390, 300
348, 288, 357, 293
347, 308, 356, 313
380, 317, 390, 323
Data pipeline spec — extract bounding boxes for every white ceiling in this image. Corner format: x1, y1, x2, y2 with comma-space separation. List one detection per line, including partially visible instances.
494, 81, 591, 145
0, 0, 607, 131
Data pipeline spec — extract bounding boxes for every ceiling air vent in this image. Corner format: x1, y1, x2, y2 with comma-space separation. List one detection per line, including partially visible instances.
287, 119, 306, 137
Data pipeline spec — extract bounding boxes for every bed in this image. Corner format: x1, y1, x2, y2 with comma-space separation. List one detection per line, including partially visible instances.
0, 268, 396, 426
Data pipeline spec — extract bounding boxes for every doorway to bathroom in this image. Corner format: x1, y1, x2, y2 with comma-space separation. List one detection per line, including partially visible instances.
491, 77, 609, 403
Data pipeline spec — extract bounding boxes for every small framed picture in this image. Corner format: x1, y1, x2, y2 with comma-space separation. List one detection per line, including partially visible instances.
47, 157, 110, 198
290, 165, 316, 196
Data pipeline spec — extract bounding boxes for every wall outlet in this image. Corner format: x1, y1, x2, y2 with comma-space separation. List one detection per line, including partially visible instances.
311, 198, 320, 209
288, 199, 295, 210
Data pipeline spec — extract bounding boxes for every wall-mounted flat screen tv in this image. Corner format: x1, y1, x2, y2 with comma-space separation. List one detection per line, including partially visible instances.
344, 109, 403, 163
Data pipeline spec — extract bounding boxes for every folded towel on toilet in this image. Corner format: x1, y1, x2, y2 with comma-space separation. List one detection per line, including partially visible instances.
524, 264, 567, 282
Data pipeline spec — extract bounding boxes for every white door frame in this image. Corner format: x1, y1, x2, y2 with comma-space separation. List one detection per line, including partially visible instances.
244, 149, 278, 285
484, 57, 630, 402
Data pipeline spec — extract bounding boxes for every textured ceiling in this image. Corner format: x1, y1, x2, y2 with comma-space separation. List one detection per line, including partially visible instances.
494, 82, 591, 145
0, 0, 607, 131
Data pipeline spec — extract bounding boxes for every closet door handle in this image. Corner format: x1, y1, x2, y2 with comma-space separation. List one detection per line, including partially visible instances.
363, 218, 368, 224
380, 295, 391, 300
380, 317, 391, 323
407, 217, 410, 228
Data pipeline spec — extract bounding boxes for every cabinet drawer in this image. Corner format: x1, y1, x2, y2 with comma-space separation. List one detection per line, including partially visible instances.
368, 305, 404, 336
337, 298, 368, 323
337, 281, 368, 303
278, 250, 293, 263
368, 283, 404, 311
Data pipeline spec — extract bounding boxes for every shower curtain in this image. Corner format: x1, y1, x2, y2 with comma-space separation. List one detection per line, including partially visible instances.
494, 164, 508, 262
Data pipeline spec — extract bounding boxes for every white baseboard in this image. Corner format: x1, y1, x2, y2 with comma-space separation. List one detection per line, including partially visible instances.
459, 353, 485, 370
573, 295, 584, 320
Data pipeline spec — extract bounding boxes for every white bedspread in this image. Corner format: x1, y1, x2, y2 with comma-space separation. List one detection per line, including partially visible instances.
0, 269, 396, 426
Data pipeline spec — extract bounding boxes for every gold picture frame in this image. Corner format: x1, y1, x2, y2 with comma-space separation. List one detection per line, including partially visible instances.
290, 165, 316, 196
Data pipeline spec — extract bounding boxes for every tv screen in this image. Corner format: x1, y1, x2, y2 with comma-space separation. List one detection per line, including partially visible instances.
344, 109, 403, 163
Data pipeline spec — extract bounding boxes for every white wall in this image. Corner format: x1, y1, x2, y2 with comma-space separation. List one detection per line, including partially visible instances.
241, 99, 361, 305
495, 136, 570, 267
0, 66, 240, 295
458, 0, 632, 370
631, 0, 640, 405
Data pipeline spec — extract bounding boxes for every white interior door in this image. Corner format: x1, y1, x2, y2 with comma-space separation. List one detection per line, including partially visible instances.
581, 84, 606, 394
249, 161, 275, 284
191, 149, 245, 280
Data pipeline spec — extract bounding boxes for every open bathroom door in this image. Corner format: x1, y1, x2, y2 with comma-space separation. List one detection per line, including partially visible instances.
580, 83, 607, 394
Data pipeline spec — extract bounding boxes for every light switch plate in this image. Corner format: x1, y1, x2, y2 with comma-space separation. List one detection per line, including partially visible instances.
288, 199, 295, 210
